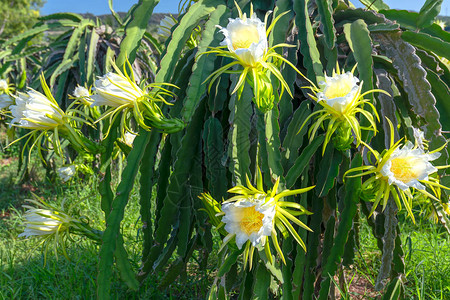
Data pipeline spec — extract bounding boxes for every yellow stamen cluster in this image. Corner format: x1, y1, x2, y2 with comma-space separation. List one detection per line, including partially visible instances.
323, 78, 354, 100
390, 156, 423, 184
240, 206, 264, 235
230, 27, 260, 50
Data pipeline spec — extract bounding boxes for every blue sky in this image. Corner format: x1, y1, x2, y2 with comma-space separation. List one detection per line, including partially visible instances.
41, 0, 450, 16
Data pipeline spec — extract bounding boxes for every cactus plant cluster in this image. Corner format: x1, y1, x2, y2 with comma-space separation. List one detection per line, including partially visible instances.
1, 0, 449, 298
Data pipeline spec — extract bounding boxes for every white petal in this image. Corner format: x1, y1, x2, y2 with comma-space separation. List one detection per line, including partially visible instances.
73, 86, 90, 98
0, 79, 8, 91
92, 73, 143, 107
57, 165, 76, 182
219, 14, 267, 66
0, 94, 14, 109
235, 232, 249, 249
9, 89, 63, 130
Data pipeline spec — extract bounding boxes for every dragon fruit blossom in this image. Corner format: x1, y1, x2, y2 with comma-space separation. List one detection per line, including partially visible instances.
203, 2, 310, 112
299, 64, 388, 153
201, 169, 314, 269
91, 60, 185, 137
345, 119, 450, 222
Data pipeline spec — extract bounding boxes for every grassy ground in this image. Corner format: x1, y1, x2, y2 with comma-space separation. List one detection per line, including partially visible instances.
1, 132, 449, 299
0, 133, 211, 299
352, 216, 450, 299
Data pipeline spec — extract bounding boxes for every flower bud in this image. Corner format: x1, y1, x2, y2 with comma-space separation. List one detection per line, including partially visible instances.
254, 74, 274, 112
332, 122, 353, 151
57, 165, 76, 182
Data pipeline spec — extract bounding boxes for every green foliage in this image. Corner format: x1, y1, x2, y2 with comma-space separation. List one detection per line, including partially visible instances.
0, 0, 44, 39
417, 0, 443, 29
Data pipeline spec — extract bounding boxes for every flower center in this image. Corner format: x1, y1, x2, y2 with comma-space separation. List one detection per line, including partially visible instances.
390, 156, 423, 183
324, 79, 354, 99
230, 25, 260, 50
239, 206, 264, 235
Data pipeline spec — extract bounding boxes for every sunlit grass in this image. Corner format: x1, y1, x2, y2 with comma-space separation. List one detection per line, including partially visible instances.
0, 159, 215, 299
355, 211, 450, 299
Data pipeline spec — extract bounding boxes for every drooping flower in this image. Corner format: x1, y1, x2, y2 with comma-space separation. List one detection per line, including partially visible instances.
8, 74, 98, 158
10, 89, 65, 130
200, 169, 314, 269
19, 206, 71, 238
57, 165, 76, 182
345, 119, 449, 222
18, 197, 102, 264
0, 93, 14, 110
203, 2, 310, 112
299, 65, 387, 153
91, 60, 184, 136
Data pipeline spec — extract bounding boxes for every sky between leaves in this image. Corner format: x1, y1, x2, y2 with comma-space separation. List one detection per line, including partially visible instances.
41, 0, 450, 16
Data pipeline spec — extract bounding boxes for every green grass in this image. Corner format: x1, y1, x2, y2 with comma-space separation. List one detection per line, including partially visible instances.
0, 148, 213, 299
3, 170, 450, 299
354, 212, 450, 299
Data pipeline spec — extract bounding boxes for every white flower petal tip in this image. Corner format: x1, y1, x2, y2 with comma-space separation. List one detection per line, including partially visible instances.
0, 79, 8, 92
73, 86, 90, 98
380, 142, 439, 191
0, 93, 14, 110
123, 132, 137, 147
90, 72, 144, 108
412, 127, 429, 150
317, 72, 360, 114
219, 13, 268, 66
57, 165, 76, 182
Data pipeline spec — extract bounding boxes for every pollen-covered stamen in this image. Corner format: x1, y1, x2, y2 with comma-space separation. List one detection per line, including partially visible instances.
323, 78, 354, 99
390, 156, 425, 184
230, 25, 260, 50
239, 206, 264, 235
